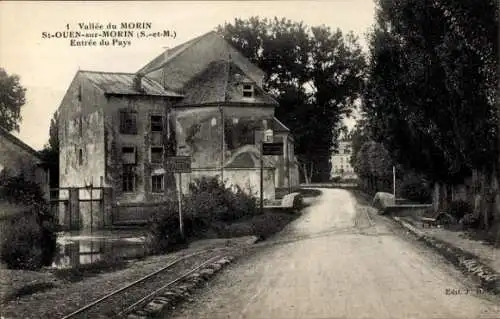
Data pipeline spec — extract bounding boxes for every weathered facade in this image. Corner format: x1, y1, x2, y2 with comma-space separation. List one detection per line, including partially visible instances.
58, 31, 300, 227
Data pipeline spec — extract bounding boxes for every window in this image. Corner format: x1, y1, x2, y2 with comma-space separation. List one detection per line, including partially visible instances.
151, 115, 163, 132
344, 148, 351, 154
242, 84, 254, 98
151, 174, 164, 193
78, 149, 83, 165
150, 147, 163, 163
122, 165, 135, 192
122, 146, 136, 164
211, 118, 217, 126
120, 110, 137, 134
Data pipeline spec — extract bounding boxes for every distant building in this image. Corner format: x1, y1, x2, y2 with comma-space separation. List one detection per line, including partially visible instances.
330, 139, 356, 180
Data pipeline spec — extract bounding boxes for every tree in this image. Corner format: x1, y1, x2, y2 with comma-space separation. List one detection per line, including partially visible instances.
0, 68, 26, 132
217, 17, 366, 182
353, 140, 393, 195
38, 111, 59, 188
349, 116, 371, 169
364, 0, 498, 184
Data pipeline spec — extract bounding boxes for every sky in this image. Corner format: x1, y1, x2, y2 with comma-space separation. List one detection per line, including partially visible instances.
0, 0, 376, 150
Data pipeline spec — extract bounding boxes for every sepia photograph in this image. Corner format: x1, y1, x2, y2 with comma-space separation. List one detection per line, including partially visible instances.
0, 0, 499, 318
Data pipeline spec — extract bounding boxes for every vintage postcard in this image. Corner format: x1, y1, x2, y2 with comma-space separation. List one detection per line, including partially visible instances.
0, 1, 498, 318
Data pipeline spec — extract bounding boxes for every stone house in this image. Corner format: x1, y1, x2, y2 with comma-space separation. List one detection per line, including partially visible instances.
58, 31, 300, 227
0, 126, 50, 215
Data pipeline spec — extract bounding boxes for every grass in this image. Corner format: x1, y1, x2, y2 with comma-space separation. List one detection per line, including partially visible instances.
213, 209, 300, 240
2, 282, 57, 303
350, 189, 372, 206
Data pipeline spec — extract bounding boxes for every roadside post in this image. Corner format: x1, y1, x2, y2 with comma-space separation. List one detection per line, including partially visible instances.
166, 156, 192, 238
393, 166, 396, 198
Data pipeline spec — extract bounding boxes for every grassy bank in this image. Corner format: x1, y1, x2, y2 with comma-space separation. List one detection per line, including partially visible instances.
212, 209, 300, 240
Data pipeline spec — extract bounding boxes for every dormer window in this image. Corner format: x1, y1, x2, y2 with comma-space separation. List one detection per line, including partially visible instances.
242, 84, 254, 98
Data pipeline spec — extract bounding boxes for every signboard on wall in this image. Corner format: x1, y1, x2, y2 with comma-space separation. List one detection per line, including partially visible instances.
262, 143, 283, 156
165, 156, 192, 173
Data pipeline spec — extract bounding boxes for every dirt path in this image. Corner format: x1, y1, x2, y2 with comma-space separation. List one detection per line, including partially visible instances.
169, 188, 500, 319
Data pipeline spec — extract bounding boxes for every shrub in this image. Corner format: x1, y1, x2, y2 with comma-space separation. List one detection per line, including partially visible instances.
186, 176, 257, 223
146, 200, 189, 254
448, 200, 473, 220
0, 173, 57, 270
0, 174, 48, 212
460, 213, 480, 229
398, 172, 432, 203
147, 177, 260, 252
1, 212, 57, 270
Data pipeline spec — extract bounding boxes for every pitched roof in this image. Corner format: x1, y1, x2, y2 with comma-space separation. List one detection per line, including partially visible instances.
0, 126, 41, 160
79, 70, 183, 97
137, 31, 266, 91
271, 117, 290, 132
137, 31, 212, 75
176, 60, 278, 106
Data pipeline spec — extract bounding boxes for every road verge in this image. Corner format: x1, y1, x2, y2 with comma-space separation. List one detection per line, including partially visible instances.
393, 216, 500, 296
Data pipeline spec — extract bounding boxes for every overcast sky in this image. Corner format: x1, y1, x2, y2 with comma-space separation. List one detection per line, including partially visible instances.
0, 0, 376, 150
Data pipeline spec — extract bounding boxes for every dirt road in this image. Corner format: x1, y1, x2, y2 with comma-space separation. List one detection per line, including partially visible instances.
170, 189, 500, 319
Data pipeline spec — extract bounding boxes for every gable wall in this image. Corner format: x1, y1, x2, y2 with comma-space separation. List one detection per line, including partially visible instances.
58, 74, 106, 189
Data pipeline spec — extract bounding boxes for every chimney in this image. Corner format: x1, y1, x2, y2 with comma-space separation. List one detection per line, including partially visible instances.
133, 73, 144, 92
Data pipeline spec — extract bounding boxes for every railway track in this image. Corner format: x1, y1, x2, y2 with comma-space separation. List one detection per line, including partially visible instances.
60, 248, 232, 319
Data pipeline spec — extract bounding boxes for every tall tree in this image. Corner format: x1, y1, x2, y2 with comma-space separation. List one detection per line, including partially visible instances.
38, 111, 59, 188
0, 68, 26, 132
364, 0, 498, 184
218, 17, 366, 182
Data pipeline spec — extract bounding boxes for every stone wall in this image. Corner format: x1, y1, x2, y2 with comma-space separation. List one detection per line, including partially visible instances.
58, 74, 107, 189
184, 168, 276, 200
432, 168, 500, 229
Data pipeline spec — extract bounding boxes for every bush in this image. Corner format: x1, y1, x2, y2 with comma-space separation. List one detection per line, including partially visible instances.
0, 173, 57, 270
399, 172, 432, 203
448, 200, 473, 220
186, 177, 257, 223
1, 212, 57, 270
0, 174, 48, 212
146, 200, 188, 254
147, 177, 259, 252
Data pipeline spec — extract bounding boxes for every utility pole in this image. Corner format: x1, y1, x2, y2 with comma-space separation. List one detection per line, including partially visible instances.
219, 106, 224, 183
393, 166, 396, 198
177, 172, 184, 238
260, 140, 264, 215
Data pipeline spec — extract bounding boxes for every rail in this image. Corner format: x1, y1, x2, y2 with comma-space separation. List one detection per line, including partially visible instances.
60, 248, 229, 319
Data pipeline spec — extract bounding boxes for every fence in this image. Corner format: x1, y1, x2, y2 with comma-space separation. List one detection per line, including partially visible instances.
49, 187, 112, 230
113, 201, 174, 225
